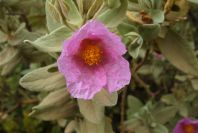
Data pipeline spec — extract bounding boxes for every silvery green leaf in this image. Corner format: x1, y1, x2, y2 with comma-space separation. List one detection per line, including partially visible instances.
46, 0, 64, 31
72, 118, 114, 133
124, 32, 143, 58
86, 0, 103, 19
1, 56, 22, 76
30, 89, 77, 121
135, 126, 150, 133
149, 9, 164, 24
138, 0, 152, 10
64, 0, 83, 26
8, 23, 40, 46
107, 0, 121, 8
161, 94, 177, 105
151, 124, 169, 133
93, 89, 118, 107
127, 95, 143, 118
96, 0, 127, 28
25, 26, 72, 53
125, 118, 142, 131
20, 64, 66, 92
156, 30, 198, 76
64, 120, 77, 133
152, 106, 177, 124
0, 30, 7, 43
188, 0, 198, 4
0, 47, 19, 67
77, 99, 105, 124
139, 24, 160, 40
190, 78, 198, 90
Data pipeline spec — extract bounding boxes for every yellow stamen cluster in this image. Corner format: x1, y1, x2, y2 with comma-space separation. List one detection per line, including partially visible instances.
81, 44, 102, 66
183, 124, 195, 133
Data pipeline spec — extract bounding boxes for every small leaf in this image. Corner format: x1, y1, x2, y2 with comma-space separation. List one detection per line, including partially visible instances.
45, 0, 64, 31
152, 124, 169, 133
124, 32, 143, 58
107, 0, 121, 8
152, 106, 178, 124
64, 0, 83, 26
139, 24, 160, 40
77, 99, 105, 124
1, 56, 21, 76
190, 78, 198, 90
135, 126, 150, 133
96, 0, 128, 28
93, 89, 118, 106
149, 9, 164, 24
25, 26, 72, 53
30, 89, 77, 121
127, 95, 143, 118
156, 30, 198, 76
74, 118, 114, 133
20, 64, 66, 92
188, 0, 198, 4
0, 47, 20, 67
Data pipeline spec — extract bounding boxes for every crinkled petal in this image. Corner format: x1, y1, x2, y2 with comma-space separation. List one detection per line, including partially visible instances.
58, 55, 106, 99
64, 20, 126, 57
104, 56, 131, 92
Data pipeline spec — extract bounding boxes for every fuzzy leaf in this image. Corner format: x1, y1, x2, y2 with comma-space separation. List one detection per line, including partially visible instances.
77, 99, 105, 124
25, 26, 72, 53
93, 89, 118, 107
30, 89, 77, 121
96, 0, 128, 28
0, 47, 19, 67
46, 0, 63, 31
152, 106, 178, 124
156, 30, 198, 76
20, 64, 66, 92
152, 124, 169, 133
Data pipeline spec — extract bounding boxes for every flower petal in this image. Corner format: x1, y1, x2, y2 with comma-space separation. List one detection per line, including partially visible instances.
64, 20, 126, 57
58, 55, 106, 99
104, 56, 131, 92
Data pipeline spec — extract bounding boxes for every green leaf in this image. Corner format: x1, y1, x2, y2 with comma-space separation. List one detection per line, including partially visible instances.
46, 0, 64, 31
77, 99, 105, 124
191, 78, 198, 90
124, 32, 143, 58
8, 23, 40, 46
64, 0, 83, 26
151, 124, 169, 133
25, 26, 72, 53
96, 0, 128, 28
1, 56, 21, 76
188, 0, 198, 4
152, 106, 178, 124
86, 0, 103, 19
0, 47, 20, 67
0, 30, 7, 43
127, 95, 143, 118
149, 9, 164, 24
19, 64, 66, 92
70, 118, 114, 133
139, 24, 160, 40
93, 89, 118, 106
135, 126, 150, 133
156, 30, 198, 76
107, 0, 121, 8
30, 89, 77, 121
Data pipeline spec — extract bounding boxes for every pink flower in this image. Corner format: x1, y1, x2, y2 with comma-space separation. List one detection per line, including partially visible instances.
57, 20, 131, 99
173, 118, 198, 133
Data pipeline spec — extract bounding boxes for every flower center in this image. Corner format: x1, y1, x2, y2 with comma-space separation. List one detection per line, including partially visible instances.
183, 124, 196, 133
80, 43, 102, 66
